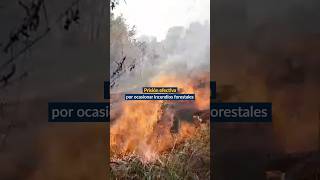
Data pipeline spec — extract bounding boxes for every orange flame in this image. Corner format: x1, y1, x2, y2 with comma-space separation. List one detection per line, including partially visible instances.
110, 73, 209, 162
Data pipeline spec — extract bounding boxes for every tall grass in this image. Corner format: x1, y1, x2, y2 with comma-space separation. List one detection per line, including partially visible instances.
110, 124, 210, 180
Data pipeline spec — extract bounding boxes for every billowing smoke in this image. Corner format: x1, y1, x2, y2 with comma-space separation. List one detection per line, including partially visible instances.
110, 15, 210, 161
249, 24, 320, 153
0, 0, 108, 179
110, 18, 210, 92
213, 15, 320, 153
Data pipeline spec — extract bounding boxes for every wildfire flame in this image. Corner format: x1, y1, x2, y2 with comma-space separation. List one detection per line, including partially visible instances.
110, 73, 210, 162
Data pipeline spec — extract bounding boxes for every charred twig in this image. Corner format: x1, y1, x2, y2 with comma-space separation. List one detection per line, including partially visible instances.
0, 71, 28, 89
0, 64, 16, 87
110, 2, 115, 10
110, 0, 126, 10
54, 0, 80, 31
63, 1, 80, 30
129, 63, 135, 71
110, 56, 127, 88
0, 0, 81, 76
112, 56, 126, 78
3, 0, 48, 54
0, 28, 50, 72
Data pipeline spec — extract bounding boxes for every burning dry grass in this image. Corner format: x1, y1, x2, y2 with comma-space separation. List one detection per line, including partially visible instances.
110, 74, 210, 179
110, 124, 210, 180
110, 73, 210, 159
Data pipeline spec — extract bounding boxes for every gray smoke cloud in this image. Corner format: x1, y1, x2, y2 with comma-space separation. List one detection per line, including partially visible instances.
212, 0, 320, 153
0, 0, 108, 179
111, 20, 210, 93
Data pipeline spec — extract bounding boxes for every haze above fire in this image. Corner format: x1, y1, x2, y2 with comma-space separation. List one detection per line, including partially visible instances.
113, 0, 210, 41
